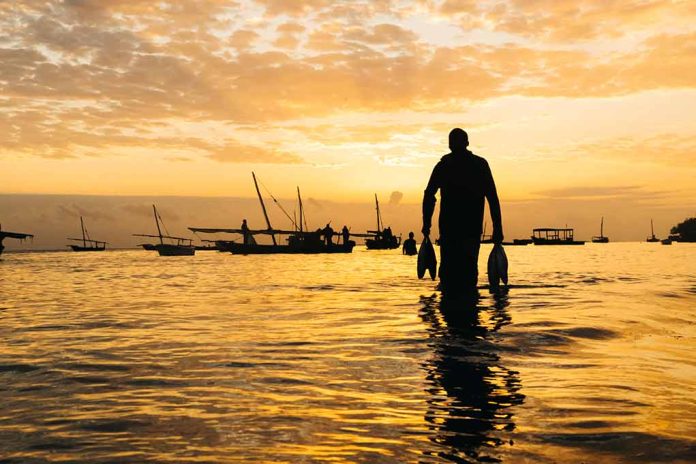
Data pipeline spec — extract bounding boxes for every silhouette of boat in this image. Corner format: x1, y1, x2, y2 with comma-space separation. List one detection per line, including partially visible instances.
133, 205, 195, 256
67, 216, 106, 251
195, 240, 219, 251
351, 194, 401, 250
190, 173, 355, 254
591, 217, 609, 243
661, 238, 672, 245
0, 225, 33, 256
502, 239, 531, 246
646, 219, 660, 242
480, 221, 494, 244
531, 228, 585, 245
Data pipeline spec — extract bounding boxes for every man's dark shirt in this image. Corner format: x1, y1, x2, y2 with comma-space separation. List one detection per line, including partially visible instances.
423, 150, 500, 239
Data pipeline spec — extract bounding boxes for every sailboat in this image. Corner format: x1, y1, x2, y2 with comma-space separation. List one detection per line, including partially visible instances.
646, 219, 660, 243
133, 205, 195, 256
0, 224, 33, 256
351, 194, 401, 250
189, 172, 355, 254
480, 221, 493, 244
591, 217, 609, 243
67, 216, 106, 251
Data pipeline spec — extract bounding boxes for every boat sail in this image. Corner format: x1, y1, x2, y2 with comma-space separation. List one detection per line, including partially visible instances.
646, 219, 660, 242
133, 205, 195, 256
591, 217, 609, 243
0, 225, 33, 256
351, 194, 401, 250
67, 216, 106, 251
189, 172, 355, 254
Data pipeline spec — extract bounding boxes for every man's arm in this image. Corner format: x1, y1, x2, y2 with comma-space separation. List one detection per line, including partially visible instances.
483, 160, 503, 243
422, 163, 441, 236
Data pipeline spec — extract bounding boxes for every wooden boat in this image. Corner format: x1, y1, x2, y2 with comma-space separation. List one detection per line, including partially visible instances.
646, 219, 660, 242
502, 239, 531, 246
661, 238, 672, 245
0, 225, 33, 256
67, 216, 106, 251
133, 205, 195, 256
190, 173, 355, 255
591, 217, 609, 243
352, 194, 401, 250
531, 228, 585, 245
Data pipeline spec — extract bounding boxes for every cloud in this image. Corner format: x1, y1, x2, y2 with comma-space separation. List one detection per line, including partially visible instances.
57, 204, 115, 222
389, 191, 404, 205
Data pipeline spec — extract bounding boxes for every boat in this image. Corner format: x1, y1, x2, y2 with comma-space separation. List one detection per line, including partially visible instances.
190, 173, 355, 255
133, 205, 196, 256
67, 216, 106, 251
531, 228, 585, 245
646, 219, 660, 242
352, 195, 401, 250
591, 217, 609, 243
0, 225, 33, 256
661, 238, 672, 245
195, 240, 219, 251
502, 239, 531, 246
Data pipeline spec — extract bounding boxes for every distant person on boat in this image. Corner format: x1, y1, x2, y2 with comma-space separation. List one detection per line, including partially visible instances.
403, 232, 417, 255
341, 225, 350, 245
241, 219, 252, 245
422, 128, 503, 295
323, 223, 334, 246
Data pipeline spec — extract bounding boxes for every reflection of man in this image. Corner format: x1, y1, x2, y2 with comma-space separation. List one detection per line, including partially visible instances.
403, 232, 417, 255
422, 128, 503, 295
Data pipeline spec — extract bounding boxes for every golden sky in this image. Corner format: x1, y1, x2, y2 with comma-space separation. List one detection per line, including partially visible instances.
1, 0, 695, 210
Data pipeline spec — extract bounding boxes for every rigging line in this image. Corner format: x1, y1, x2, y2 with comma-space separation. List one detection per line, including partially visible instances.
157, 211, 172, 237
258, 179, 297, 228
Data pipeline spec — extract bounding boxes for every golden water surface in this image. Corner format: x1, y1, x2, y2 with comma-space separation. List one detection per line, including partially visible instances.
0, 243, 694, 463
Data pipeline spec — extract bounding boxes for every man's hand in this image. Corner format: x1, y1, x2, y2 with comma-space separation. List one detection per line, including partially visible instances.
421, 225, 430, 237
492, 228, 504, 244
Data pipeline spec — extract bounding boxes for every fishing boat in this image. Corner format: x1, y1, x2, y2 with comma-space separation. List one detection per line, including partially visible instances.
190, 173, 355, 255
133, 205, 195, 256
67, 216, 106, 251
0, 225, 33, 256
502, 239, 531, 246
591, 217, 609, 243
646, 219, 660, 243
661, 238, 672, 245
531, 228, 585, 245
351, 195, 401, 250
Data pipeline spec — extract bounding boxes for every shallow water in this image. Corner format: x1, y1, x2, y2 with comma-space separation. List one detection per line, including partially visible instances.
0, 243, 694, 463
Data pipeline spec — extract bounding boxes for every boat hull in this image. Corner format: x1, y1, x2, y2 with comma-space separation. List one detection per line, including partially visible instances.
365, 237, 400, 250
70, 245, 106, 252
153, 244, 196, 256
0, 244, 4, 256
221, 241, 355, 254
591, 237, 609, 243
532, 239, 585, 245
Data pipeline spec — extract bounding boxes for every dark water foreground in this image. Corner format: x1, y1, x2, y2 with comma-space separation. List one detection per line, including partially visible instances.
0, 244, 694, 463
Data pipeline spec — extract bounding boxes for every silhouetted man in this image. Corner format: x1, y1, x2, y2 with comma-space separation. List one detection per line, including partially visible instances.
422, 128, 503, 295
241, 219, 251, 245
403, 231, 417, 255
341, 225, 350, 245
323, 223, 334, 246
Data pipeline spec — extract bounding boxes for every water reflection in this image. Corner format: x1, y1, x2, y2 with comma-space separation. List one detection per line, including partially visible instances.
419, 292, 524, 463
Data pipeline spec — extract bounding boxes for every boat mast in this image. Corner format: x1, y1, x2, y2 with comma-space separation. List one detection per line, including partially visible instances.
651, 219, 655, 239
600, 217, 604, 237
375, 194, 382, 233
80, 216, 86, 247
297, 187, 304, 233
153, 205, 164, 245
252, 172, 277, 245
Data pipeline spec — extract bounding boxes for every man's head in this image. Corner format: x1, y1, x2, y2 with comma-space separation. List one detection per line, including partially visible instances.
409, 232, 414, 239
449, 128, 469, 152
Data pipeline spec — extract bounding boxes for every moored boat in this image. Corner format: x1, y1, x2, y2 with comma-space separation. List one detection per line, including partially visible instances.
352, 194, 400, 250
531, 228, 585, 245
67, 216, 106, 251
134, 205, 195, 256
0, 225, 33, 256
646, 219, 660, 243
190, 173, 355, 255
591, 217, 609, 243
